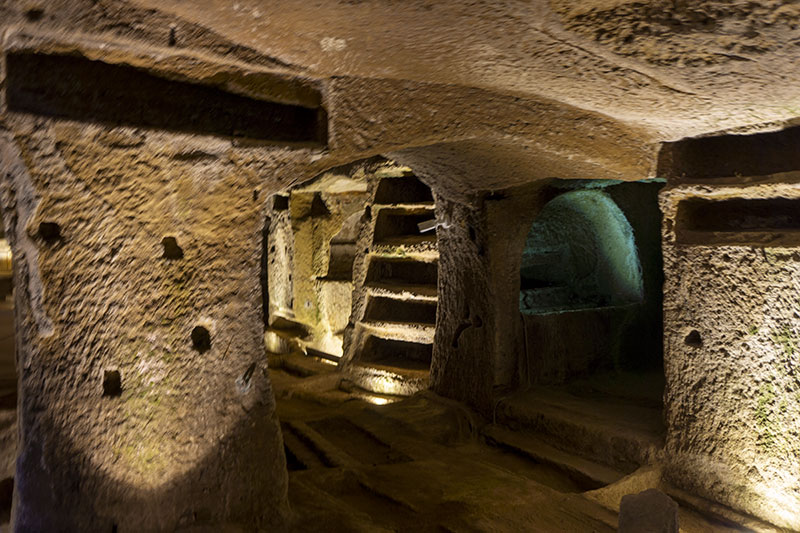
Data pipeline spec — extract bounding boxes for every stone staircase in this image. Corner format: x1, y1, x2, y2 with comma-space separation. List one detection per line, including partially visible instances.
342, 170, 439, 396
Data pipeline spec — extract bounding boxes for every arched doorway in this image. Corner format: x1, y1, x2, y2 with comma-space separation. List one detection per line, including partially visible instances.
489, 180, 666, 477
519, 189, 646, 383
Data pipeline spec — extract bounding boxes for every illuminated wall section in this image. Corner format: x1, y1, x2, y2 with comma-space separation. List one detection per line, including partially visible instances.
660, 129, 800, 530
0, 36, 327, 531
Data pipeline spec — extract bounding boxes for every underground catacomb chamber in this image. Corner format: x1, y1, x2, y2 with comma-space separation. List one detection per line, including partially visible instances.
6, 5, 800, 529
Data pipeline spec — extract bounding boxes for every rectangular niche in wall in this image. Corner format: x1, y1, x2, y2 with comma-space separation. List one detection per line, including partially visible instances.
675, 197, 800, 246
660, 124, 800, 181
372, 208, 436, 245
373, 176, 434, 205
4, 52, 327, 146
358, 335, 432, 371
365, 257, 438, 289
364, 296, 436, 325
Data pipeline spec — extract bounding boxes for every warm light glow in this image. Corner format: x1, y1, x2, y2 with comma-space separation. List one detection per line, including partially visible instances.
366, 396, 391, 405
364, 374, 405, 396
316, 332, 343, 358
0, 239, 12, 275
264, 331, 289, 354
748, 475, 800, 529
353, 391, 399, 405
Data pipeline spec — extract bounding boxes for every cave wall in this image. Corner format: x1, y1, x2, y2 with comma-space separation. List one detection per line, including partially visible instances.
430, 184, 548, 411
287, 177, 368, 356
267, 195, 294, 323
0, 121, 293, 531
661, 145, 800, 529
0, 32, 331, 532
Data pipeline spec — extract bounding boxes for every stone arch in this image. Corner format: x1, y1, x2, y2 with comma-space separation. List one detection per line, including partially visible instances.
519, 189, 644, 314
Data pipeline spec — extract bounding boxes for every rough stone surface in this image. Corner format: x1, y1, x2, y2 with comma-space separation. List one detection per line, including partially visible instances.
286, 171, 368, 355
3, 0, 800, 530
430, 184, 550, 410
618, 488, 678, 533
661, 178, 800, 530
0, 115, 296, 529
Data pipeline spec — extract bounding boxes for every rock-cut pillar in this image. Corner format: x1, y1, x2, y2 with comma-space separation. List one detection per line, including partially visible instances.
0, 119, 289, 531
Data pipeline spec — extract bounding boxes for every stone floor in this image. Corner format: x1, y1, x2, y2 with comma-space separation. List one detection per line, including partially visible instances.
269, 351, 768, 533
0, 331, 786, 531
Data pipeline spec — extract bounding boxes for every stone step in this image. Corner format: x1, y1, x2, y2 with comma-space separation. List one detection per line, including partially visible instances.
372, 203, 435, 212
494, 388, 665, 473
364, 296, 436, 326
371, 235, 437, 254
359, 321, 435, 345
482, 425, 626, 490
283, 421, 359, 469
365, 282, 438, 302
344, 361, 430, 396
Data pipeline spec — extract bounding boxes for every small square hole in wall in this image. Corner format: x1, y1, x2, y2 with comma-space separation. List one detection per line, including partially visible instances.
103, 370, 122, 397
161, 236, 184, 259
191, 326, 211, 353
273, 195, 289, 211
38, 222, 61, 244
684, 330, 703, 347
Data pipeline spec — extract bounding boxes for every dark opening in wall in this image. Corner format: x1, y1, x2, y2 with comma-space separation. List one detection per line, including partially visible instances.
372, 208, 436, 245
675, 197, 800, 246
684, 330, 703, 347
518, 181, 665, 389
5, 52, 327, 145
324, 211, 361, 281
359, 336, 432, 370
102, 370, 122, 397
0, 477, 12, 525
365, 257, 437, 288
161, 236, 183, 259
326, 244, 357, 281
659, 124, 800, 181
261, 218, 270, 327
38, 222, 61, 244
373, 176, 434, 205
309, 193, 330, 217
191, 326, 211, 353
519, 190, 643, 314
273, 195, 289, 211
364, 296, 436, 325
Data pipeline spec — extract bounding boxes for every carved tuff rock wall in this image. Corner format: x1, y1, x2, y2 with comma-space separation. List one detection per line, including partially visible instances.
0, 32, 333, 531
285, 171, 368, 356
660, 129, 800, 530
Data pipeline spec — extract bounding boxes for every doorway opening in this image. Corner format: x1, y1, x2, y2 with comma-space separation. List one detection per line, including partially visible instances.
493, 180, 665, 479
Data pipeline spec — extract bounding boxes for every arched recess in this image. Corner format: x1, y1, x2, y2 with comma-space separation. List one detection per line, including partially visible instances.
518, 185, 664, 386
520, 190, 643, 315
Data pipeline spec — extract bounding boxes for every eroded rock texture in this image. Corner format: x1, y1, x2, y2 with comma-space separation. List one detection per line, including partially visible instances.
0, 122, 294, 531
661, 139, 800, 529
0, 30, 325, 529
